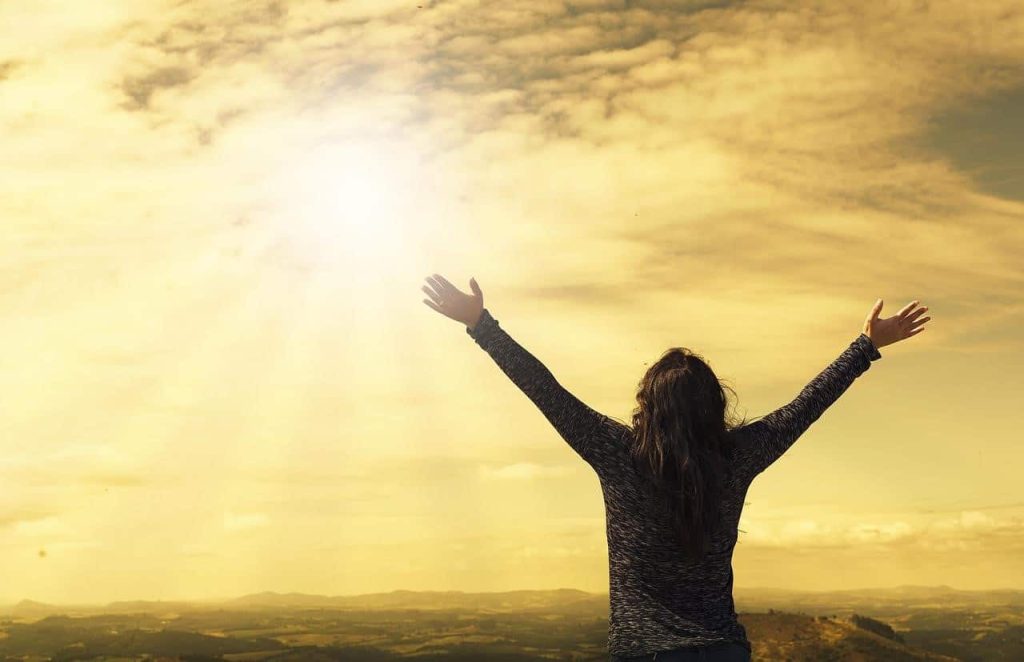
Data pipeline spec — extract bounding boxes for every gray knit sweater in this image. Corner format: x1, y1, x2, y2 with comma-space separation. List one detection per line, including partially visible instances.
466, 308, 882, 657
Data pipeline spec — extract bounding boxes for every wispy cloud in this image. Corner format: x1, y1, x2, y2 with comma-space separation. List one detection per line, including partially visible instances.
0, 506, 57, 531
740, 507, 1024, 554
0, 445, 152, 488
224, 511, 270, 532
478, 462, 577, 480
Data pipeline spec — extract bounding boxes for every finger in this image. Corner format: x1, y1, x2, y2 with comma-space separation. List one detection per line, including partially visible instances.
427, 275, 450, 297
908, 326, 925, 336
425, 276, 447, 300
906, 306, 929, 323
422, 284, 443, 305
896, 300, 919, 319
469, 277, 481, 296
423, 299, 443, 314
909, 316, 930, 329
433, 273, 460, 295
869, 298, 883, 321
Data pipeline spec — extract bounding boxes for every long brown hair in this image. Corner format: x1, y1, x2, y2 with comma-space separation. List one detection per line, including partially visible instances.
629, 347, 748, 562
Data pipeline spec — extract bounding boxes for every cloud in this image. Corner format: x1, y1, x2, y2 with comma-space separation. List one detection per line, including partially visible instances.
0, 505, 57, 531
926, 85, 1024, 202
121, 66, 197, 110
519, 544, 589, 558
43, 539, 104, 553
565, 38, 675, 73
12, 515, 73, 538
0, 445, 152, 488
0, 59, 20, 81
179, 542, 220, 558
739, 507, 1024, 554
224, 511, 270, 532
478, 462, 577, 480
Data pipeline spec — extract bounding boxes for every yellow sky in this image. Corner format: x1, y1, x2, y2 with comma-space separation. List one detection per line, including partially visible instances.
2, 0, 1023, 604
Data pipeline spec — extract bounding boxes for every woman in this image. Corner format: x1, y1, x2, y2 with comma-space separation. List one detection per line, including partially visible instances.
421, 274, 930, 662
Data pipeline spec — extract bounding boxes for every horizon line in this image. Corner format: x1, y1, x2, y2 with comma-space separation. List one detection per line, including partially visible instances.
4, 583, 1024, 608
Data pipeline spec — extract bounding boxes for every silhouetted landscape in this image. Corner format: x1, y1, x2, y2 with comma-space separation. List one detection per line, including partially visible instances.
2, 586, 1022, 660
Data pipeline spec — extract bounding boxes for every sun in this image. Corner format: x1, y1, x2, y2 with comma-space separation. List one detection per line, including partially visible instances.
266, 134, 429, 272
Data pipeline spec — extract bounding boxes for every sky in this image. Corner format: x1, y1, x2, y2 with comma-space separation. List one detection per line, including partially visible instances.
1, 0, 1023, 605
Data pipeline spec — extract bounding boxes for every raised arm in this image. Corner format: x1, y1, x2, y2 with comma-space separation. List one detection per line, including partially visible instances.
735, 298, 930, 479
464, 308, 614, 469
420, 274, 617, 471
735, 333, 881, 478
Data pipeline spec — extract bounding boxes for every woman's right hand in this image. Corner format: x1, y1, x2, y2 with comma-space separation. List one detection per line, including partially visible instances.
422, 273, 484, 329
863, 298, 930, 349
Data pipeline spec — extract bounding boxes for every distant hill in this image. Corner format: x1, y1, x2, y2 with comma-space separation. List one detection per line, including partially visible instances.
227, 587, 602, 612
734, 584, 1024, 612
6, 585, 1022, 618
9, 600, 60, 618
0, 588, 604, 618
743, 612, 959, 661
8, 598, 199, 619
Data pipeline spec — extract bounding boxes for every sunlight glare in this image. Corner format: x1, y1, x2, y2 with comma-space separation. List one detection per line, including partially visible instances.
269, 136, 426, 273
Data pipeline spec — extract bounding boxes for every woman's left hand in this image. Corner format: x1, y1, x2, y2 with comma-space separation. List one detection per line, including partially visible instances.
422, 273, 484, 329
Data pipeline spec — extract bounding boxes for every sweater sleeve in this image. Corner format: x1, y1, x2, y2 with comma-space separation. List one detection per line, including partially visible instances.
735, 333, 882, 479
466, 308, 614, 471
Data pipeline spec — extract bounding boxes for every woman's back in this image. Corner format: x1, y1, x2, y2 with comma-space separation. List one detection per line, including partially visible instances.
598, 421, 755, 658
